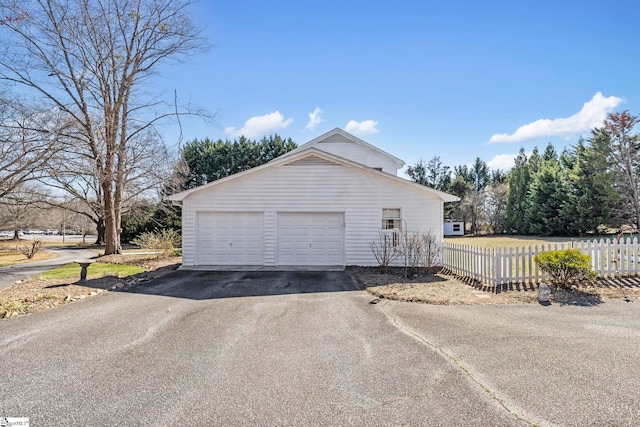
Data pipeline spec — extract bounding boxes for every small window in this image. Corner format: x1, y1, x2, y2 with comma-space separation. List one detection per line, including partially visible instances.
453, 224, 461, 232
382, 208, 401, 230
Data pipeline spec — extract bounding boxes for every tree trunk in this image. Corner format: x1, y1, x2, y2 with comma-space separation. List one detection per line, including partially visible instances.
103, 191, 122, 255
95, 218, 106, 245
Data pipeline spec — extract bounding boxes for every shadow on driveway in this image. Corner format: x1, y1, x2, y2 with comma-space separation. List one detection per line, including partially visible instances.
119, 270, 361, 300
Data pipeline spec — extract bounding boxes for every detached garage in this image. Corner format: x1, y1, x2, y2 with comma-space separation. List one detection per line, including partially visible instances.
169, 128, 458, 269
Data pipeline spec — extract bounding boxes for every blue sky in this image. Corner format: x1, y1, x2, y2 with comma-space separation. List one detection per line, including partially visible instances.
160, 0, 640, 172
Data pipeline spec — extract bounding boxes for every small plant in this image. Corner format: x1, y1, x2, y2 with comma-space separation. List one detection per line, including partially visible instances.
18, 240, 42, 259
370, 232, 400, 273
401, 230, 442, 276
131, 229, 180, 257
0, 300, 24, 318
420, 230, 441, 271
534, 248, 597, 290
401, 231, 423, 277
371, 230, 442, 276
34, 293, 56, 302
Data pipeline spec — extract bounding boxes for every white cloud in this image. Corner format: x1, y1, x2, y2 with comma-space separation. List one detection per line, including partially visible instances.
225, 111, 293, 139
345, 119, 379, 135
489, 92, 623, 144
487, 153, 519, 171
305, 107, 324, 131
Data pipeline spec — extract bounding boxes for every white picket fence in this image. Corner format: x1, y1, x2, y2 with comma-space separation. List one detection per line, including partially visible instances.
442, 237, 640, 288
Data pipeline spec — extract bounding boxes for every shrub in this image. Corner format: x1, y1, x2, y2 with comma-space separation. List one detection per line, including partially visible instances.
419, 230, 441, 270
401, 231, 423, 276
534, 248, 596, 289
120, 203, 181, 244
131, 229, 180, 256
371, 230, 442, 276
370, 232, 400, 273
18, 240, 42, 259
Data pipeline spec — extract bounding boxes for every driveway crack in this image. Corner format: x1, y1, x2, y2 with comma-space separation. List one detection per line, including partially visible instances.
377, 301, 542, 427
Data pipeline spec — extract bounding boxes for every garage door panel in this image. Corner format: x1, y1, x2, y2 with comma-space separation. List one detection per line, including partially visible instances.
197, 212, 264, 265
277, 212, 344, 266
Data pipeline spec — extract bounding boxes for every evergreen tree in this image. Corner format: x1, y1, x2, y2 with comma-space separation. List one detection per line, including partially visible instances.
526, 159, 568, 235
426, 156, 452, 191
490, 169, 507, 185
505, 148, 531, 234
542, 143, 558, 162
406, 159, 428, 186
177, 135, 297, 190
407, 157, 452, 190
563, 133, 619, 234
470, 157, 490, 192
528, 147, 542, 175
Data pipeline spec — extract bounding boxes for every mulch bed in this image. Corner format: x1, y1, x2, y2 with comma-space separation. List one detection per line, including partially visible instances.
347, 266, 640, 306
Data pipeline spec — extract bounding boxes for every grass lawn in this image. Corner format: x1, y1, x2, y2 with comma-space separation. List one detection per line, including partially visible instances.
38, 262, 145, 280
444, 235, 617, 248
1, 255, 181, 319
0, 242, 58, 267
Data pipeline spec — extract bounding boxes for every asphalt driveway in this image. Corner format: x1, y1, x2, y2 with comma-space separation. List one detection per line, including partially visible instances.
1, 270, 639, 426
380, 298, 640, 427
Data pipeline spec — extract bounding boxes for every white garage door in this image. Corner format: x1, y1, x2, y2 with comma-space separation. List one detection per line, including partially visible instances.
277, 212, 345, 266
197, 212, 264, 265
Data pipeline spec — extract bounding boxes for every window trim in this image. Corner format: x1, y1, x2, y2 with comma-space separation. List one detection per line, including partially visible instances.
381, 207, 402, 231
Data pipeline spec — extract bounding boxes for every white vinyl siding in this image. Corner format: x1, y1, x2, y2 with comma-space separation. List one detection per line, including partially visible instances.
182, 161, 443, 267
196, 212, 264, 265
315, 134, 400, 174
277, 212, 344, 266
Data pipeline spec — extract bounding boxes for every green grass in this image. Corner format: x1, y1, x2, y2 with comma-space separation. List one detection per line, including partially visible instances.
39, 262, 144, 280
444, 235, 606, 248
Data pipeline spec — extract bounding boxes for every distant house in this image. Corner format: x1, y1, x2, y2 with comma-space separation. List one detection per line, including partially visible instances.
169, 128, 458, 269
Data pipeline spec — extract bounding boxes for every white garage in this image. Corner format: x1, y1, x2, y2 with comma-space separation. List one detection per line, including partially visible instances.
196, 212, 264, 265
277, 212, 344, 266
170, 128, 459, 269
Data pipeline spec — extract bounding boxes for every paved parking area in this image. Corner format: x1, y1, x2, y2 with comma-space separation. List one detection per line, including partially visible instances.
1, 270, 639, 426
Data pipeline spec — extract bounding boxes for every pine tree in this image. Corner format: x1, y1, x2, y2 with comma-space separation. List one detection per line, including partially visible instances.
563, 133, 619, 234
526, 159, 568, 235
505, 148, 531, 234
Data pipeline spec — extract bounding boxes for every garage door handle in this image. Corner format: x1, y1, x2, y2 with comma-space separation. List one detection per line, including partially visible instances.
309, 243, 312, 248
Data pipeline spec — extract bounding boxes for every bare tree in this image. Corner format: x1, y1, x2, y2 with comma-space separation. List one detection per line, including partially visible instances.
0, 93, 63, 198
485, 183, 508, 234
0, 185, 43, 239
41, 127, 173, 244
0, 0, 206, 254
603, 111, 640, 228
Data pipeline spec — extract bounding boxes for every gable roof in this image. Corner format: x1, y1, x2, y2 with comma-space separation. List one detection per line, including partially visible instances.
281, 127, 405, 167
168, 147, 459, 203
